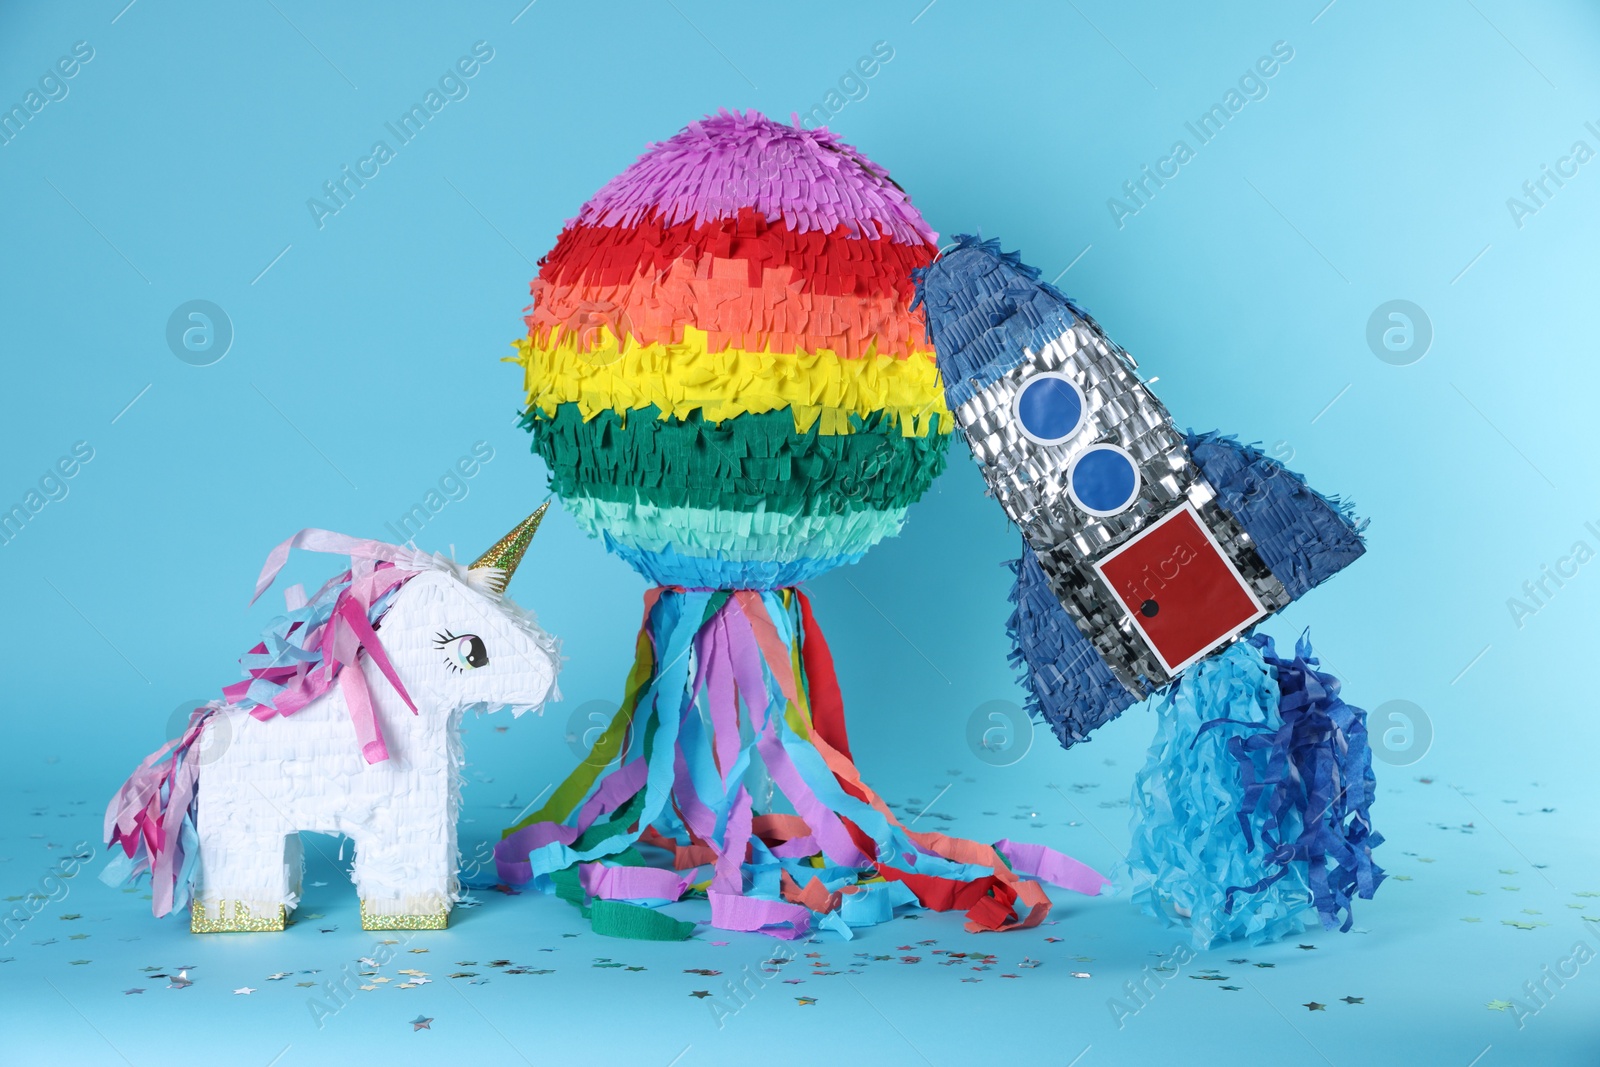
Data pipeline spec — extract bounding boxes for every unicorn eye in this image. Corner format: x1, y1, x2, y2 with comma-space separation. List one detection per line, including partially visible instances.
434, 631, 488, 672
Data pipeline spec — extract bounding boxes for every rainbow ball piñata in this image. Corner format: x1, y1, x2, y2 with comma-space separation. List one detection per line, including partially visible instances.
496, 111, 1107, 940
513, 109, 950, 586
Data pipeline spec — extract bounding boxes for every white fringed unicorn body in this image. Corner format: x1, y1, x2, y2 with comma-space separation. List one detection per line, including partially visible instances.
104, 510, 559, 933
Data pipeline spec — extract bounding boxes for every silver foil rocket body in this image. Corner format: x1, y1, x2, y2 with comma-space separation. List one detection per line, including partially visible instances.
955, 319, 1290, 698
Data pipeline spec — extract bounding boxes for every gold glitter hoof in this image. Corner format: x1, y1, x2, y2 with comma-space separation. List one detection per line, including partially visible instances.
190, 900, 286, 934
360, 900, 449, 931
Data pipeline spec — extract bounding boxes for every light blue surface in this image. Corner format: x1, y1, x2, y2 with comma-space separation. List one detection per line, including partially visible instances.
4, 1, 1600, 1064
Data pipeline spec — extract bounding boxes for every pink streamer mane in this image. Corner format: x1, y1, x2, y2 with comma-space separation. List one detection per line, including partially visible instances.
223, 529, 431, 764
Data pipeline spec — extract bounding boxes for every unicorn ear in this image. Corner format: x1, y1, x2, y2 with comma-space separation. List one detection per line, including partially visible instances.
469, 503, 549, 595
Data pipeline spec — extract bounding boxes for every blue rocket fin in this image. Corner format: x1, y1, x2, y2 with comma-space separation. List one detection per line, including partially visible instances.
1007, 540, 1136, 749
1187, 432, 1367, 600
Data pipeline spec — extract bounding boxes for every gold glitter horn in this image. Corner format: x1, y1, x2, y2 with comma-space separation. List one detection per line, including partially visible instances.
469, 503, 549, 595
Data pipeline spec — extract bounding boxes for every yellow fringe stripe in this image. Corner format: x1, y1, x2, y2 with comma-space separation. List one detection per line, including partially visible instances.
512, 325, 951, 438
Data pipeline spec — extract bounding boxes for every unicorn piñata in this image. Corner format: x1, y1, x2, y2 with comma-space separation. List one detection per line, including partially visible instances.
103, 509, 561, 933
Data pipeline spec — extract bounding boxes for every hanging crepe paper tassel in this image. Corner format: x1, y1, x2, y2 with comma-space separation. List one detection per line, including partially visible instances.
496, 589, 1109, 939
1126, 633, 1384, 949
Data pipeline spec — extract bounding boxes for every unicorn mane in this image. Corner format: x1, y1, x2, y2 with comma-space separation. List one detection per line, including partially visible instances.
223, 559, 417, 720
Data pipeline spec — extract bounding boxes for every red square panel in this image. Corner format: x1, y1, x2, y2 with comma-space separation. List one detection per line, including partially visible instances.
1094, 504, 1265, 674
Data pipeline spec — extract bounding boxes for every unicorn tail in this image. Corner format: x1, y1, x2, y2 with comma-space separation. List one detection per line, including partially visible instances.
101, 702, 220, 917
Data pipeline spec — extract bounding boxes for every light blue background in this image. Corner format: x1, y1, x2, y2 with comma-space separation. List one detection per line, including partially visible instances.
3, 1, 1598, 1063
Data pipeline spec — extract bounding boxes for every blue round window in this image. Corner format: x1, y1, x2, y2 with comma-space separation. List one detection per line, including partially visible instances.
1069, 445, 1141, 516
1013, 372, 1085, 444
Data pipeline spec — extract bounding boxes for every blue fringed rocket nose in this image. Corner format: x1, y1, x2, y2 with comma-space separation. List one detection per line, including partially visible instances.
914, 235, 1092, 412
